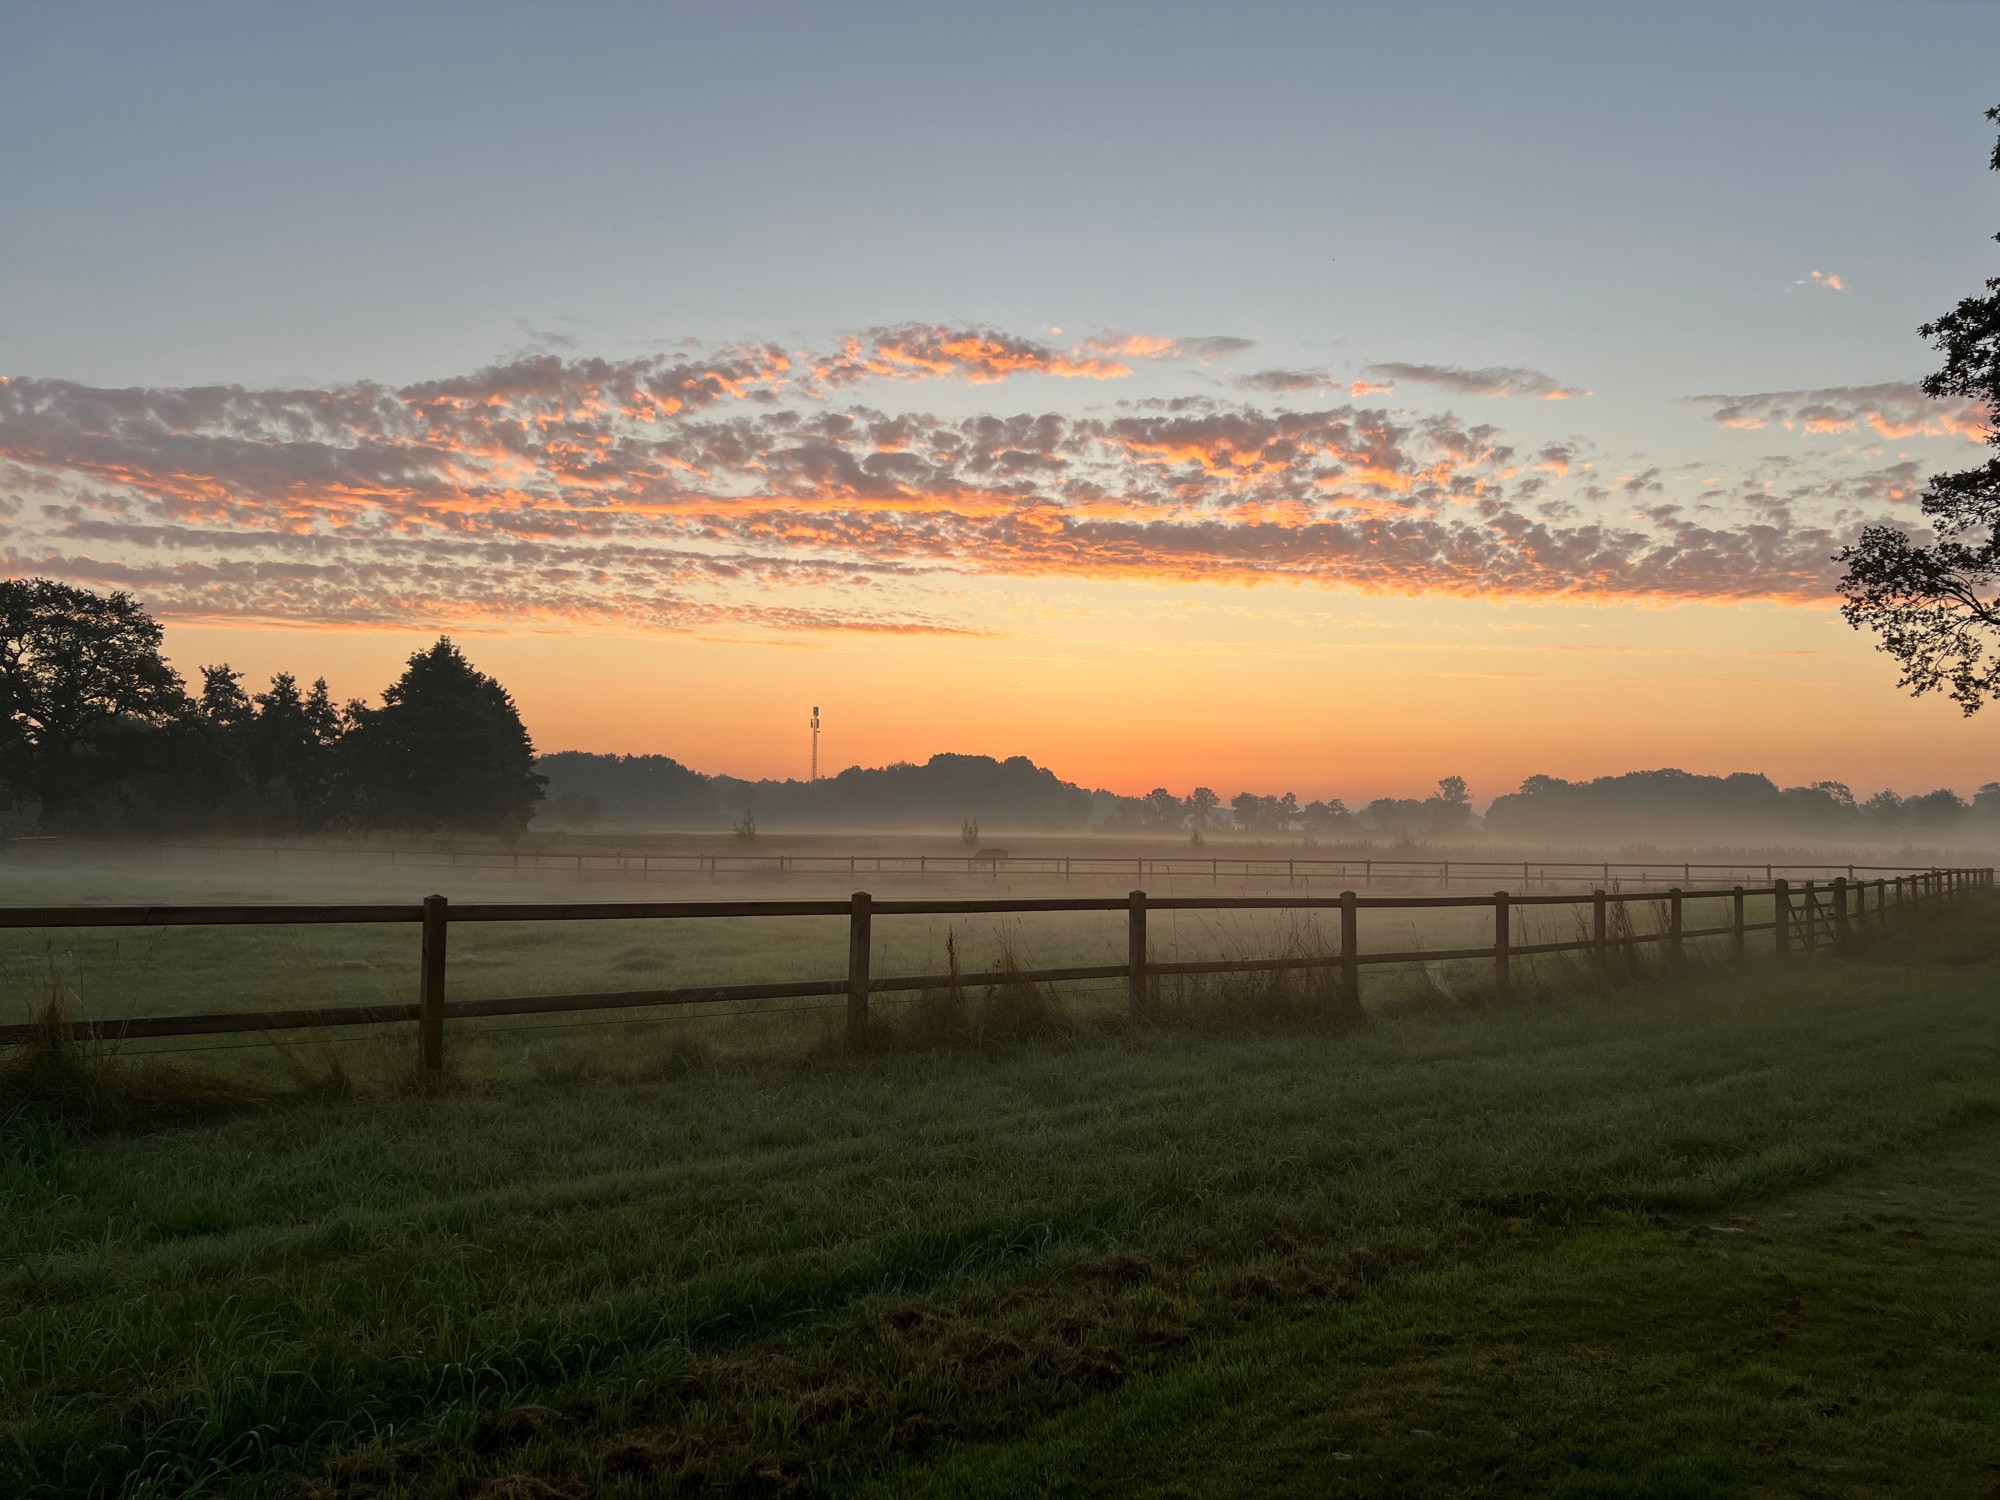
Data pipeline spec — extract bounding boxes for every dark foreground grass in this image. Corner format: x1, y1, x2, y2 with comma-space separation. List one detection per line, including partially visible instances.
2, 900, 1998, 1497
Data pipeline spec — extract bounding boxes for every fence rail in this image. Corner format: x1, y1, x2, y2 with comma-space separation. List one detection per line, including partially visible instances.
4, 838, 1977, 892
0, 868, 1986, 1061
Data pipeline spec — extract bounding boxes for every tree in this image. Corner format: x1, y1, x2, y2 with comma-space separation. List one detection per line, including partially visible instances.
340, 638, 545, 833
1183, 786, 1220, 830
1230, 791, 1301, 834
246, 673, 343, 829
1301, 797, 1353, 835
1426, 775, 1473, 833
1837, 106, 2000, 711
197, 665, 254, 729
0, 578, 188, 819
1139, 786, 1182, 829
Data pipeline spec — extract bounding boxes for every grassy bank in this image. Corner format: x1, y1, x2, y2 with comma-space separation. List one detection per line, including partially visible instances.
2, 900, 1997, 1496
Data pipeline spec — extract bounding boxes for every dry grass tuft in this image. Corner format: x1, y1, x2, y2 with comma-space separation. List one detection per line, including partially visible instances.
881, 933, 1073, 1052
1148, 922, 1364, 1032
0, 978, 348, 1137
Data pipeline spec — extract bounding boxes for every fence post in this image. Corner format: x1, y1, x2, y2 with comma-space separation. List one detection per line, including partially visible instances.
1667, 887, 1683, 963
419, 894, 448, 1074
1833, 877, 1850, 951
1127, 890, 1149, 1021
1340, 889, 1359, 1013
1493, 891, 1510, 998
1592, 889, 1608, 978
1803, 881, 1820, 953
1731, 885, 1745, 963
846, 891, 872, 1050
1774, 879, 1791, 954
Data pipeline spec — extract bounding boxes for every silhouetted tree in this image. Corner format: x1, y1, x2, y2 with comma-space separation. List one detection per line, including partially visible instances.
1428, 775, 1473, 833
1231, 791, 1301, 834
1838, 106, 2000, 710
0, 578, 188, 821
1139, 787, 1182, 829
197, 665, 254, 729
246, 673, 343, 830
1183, 786, 1221, 830
340, 638, 544, 833
1301, 797, 1353, 835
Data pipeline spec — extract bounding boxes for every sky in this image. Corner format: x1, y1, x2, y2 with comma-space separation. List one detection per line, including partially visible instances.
3, 0, 1999, 804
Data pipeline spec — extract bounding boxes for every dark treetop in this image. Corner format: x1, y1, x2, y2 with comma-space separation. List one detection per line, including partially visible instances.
1838, 106, 2000, 712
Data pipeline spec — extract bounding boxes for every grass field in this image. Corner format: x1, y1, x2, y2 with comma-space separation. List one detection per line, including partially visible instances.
0, 848, 1780, 1087
1, 890, 1996, 1496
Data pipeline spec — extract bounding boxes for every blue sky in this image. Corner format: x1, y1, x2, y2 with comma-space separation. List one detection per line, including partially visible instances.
7, 0, 1995, 404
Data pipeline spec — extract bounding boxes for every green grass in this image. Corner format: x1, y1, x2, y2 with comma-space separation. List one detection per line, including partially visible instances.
0, 850, 1768, 1087
1, 899, 1996, 1496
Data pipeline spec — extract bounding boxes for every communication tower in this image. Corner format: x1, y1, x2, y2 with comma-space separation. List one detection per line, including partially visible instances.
810, 705, 820, 782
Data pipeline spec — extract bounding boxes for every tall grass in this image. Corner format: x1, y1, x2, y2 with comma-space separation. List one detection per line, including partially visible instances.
886, 933, 1077, 1050
0, 976, 345, 1139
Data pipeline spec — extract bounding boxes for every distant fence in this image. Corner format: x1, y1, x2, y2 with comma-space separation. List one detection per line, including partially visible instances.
2, 837, 1975, 892
0, 867, 1987, 1066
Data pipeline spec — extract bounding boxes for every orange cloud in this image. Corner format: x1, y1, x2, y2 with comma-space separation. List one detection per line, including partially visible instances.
0, 338, 1949, 637
1690, 384, 1990, 444
811, 325, 1135, 386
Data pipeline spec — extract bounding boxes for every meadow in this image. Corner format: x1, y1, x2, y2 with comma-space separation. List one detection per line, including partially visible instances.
0, 844, 1792, 1087
1, 875, 1996, 1496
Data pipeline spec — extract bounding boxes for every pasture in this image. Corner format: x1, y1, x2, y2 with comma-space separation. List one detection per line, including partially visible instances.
1, 878, 1996, 1496
0, 845, 1799, 1087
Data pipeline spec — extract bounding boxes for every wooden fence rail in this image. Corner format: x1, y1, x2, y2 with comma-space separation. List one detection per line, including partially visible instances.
6, 838, 1978, 893
0, 868, 1987, 1064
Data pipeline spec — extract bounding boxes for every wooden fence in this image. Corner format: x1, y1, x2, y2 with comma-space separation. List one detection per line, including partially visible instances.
0, 868, 1986, 1067
4, 838, 1971, 892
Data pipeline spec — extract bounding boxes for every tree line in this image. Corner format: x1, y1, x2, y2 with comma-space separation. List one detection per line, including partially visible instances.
1092, 777, 1475, 840
0, 579, 544, 835
538, 753, 1481, 840
1483, 768, 2000, 845
537, 751, 1093, 832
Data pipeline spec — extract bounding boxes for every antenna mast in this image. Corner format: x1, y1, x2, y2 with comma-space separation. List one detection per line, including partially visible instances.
810, 705, 820, 782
